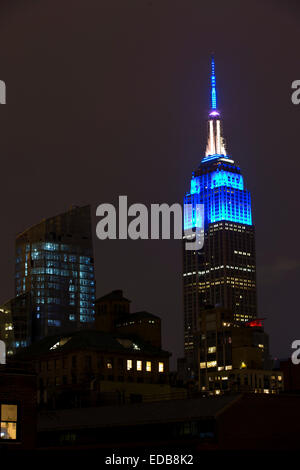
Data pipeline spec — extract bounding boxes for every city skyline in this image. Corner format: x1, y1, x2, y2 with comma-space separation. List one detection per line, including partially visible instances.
0, 0, 300, 455
0, 0, 299, 367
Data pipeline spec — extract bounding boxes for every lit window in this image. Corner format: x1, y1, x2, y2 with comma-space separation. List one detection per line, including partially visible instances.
158, 362, 164, 373
127, 359, 132, 371
107, 361, 112, 369
207, 361, 217, 368
225, 365, 232, 370
136, 360, 142, 371
0, 404, 17, 440
240, 361, 247, 369
146, 361, 151, 372
208, 346, 216, 354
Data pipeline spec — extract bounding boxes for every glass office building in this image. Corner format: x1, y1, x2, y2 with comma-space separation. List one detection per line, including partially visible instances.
15, 205, 95, 342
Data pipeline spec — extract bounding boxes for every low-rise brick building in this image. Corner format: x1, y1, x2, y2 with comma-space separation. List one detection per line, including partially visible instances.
95, 290, 162, 348
14, 329, 174, 409
12, 290, 182, 409
0, 364, 36, 450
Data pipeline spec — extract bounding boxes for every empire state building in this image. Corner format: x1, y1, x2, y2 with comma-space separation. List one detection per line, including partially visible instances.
183, 57, 257, 364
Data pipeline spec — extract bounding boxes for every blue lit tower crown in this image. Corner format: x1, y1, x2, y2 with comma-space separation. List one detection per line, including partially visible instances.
184, 56, 252, 229
183, 57, 257, 367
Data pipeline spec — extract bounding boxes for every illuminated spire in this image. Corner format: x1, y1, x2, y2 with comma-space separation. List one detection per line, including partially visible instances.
210, 55, 217, 110
204, 55, 227, 159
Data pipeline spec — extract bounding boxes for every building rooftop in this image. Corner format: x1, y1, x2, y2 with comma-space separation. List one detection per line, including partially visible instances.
117, 311, 160, 323
16, 204, 91, 239
96, 289, 131, 303
14, 329, 170, 359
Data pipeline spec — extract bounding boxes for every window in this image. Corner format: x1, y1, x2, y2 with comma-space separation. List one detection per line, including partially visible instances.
85, 356, 92, 369
207, 361, 217, 368
118, 358, 123, 369
0, 404, 18, 440
136, 360, 142, 371
127, 359, 132, 371
146, 361, 151, 372
158, 362, 164, 373
97, 357, 104, 369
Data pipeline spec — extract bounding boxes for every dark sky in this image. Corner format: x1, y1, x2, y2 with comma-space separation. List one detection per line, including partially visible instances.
0, 0, 299, 367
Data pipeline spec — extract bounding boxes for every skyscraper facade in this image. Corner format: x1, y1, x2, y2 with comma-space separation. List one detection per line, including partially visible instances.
15, 205, 95, 342
183, 58, 257, 368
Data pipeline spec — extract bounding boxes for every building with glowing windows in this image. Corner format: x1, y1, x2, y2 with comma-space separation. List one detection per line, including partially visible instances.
0, 293, 32, 355
15, 205, 95, 342
195, 306, 282, 395
183, 58, 257, 370
14, 289, 173, 409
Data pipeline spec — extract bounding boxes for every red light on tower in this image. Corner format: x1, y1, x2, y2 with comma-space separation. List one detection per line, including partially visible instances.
246, 319, 263, 328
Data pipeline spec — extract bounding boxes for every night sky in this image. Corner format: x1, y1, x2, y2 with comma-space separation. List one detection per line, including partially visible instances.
0, 0, 299, 367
